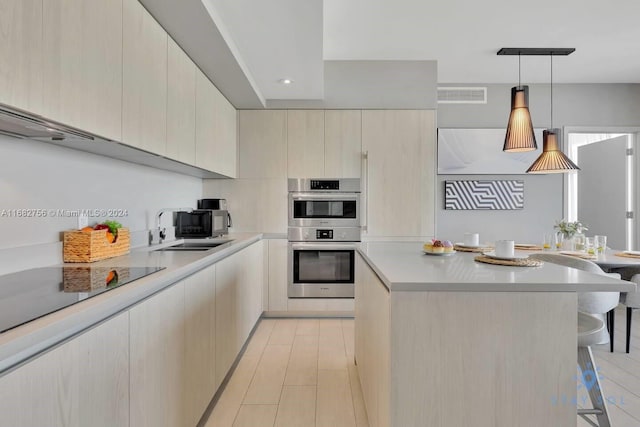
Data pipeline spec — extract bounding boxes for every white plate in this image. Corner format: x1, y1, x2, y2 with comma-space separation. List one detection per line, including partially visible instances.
514, 243, 538, 248
483, 251, 529, 261
423, 250, 456, 256
624, 250, 640, 256
454, 242, 486, 249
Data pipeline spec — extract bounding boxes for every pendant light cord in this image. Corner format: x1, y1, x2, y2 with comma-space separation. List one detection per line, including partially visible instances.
518, 53, 521, 87
550, 54, 553, 129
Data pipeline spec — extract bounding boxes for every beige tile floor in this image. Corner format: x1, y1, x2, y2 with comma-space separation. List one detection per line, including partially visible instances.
205, 307, 640, 427
204, 318, 367, 427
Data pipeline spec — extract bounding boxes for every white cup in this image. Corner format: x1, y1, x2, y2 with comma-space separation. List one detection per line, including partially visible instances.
464, 232, 480, 246
495, 240, 515, 258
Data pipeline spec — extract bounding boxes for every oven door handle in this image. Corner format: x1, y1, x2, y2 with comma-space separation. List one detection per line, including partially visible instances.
290, 242, 358, 251
290, 193, 360, 201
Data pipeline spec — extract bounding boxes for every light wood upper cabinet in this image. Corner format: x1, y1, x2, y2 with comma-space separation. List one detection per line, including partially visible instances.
195, 68, 237, 176
122, 0, 167, 154
239, 110, 288, 178
0, 0, 42, 114
287, 110, 325, 178
184, 266, 216, 427
212, 86, 238, 177
195, 68, 217, 172
362, 110, 436, 237
130, 281, 185, 427
0, 312, 130, 427
166, 37, 196, 165
325, 110, 362, 178
43, 0, 123, 141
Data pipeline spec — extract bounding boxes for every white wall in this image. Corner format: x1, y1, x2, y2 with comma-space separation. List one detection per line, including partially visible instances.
0, 134, 202, 274
436, 83, 640, 244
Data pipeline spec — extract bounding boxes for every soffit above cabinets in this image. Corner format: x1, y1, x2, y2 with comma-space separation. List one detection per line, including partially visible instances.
141, 0, 640, 108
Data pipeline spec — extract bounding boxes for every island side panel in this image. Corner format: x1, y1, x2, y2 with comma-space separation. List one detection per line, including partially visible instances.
390, 291, 577, 427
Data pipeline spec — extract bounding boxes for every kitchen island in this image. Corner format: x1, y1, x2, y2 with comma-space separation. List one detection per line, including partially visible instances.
355, 242, 636, 427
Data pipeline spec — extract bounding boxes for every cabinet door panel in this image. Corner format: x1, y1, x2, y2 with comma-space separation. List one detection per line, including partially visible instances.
195, 69, 216, 172
287, 110, 325, 178
215, 253, 238, 387
184, 266, 216, 426
0, 313, 129, 427
122, 0, 167, 154
0, 0, 42, 114
239, 110, 287, 178
43, 0, 123, 141
236, 241, 263, 345
130, 282, 185, 427
268, 239, 288, 311
362, 110, 435, 237
212, 88, 238, 177
166, 37, 196, 165
325, 110, 362, 178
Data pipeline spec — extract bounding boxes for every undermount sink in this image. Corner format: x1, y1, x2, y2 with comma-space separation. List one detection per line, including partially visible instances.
153, 239, 234, 252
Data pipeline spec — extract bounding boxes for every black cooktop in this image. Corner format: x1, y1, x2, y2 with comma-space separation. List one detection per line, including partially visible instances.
0, 266, 165, 334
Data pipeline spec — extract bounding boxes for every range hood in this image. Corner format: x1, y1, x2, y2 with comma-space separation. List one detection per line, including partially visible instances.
0, 103, 229, 179
0, 104, 99, 144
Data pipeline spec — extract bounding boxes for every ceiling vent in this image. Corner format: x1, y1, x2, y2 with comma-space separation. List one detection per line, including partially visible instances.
437, 87, 487, 104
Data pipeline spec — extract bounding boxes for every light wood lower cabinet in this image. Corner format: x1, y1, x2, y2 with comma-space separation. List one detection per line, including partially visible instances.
355, 253, 390, 427
0, 312, 130, 427
268, 239, 288, 311
215, 247, 239, 388
0, 242, 264, 427
130, 282, 185, 427
184, 265, 217, 427
216, 241, 264, 386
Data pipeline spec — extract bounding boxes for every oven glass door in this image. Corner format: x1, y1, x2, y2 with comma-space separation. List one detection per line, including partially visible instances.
289, 193, 360, 227
288, 244, 355, 298
293, 249, 354, 284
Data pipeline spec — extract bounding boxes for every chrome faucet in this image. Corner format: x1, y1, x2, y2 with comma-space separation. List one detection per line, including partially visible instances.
150, 207, 193, 245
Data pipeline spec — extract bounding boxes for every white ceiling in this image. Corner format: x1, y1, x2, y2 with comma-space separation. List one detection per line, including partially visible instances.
143, 0, 640, 107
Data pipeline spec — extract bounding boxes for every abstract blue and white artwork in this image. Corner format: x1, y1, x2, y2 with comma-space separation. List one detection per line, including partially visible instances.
445, 180, 524, 210
438, 128, 544, 174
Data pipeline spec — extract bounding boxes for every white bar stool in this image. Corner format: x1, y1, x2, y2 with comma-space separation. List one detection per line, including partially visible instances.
577, 312, 611, 427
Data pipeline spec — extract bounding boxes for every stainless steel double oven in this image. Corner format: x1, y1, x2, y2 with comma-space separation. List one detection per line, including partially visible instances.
288, 178, 361, 298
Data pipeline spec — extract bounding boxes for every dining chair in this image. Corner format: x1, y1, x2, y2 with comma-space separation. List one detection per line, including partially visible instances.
529, 253, 620, 352
620, 274, 640, 353
577, 312, 611, 427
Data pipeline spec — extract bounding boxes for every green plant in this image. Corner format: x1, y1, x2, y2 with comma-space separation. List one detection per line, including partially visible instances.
554, 220, 588, 238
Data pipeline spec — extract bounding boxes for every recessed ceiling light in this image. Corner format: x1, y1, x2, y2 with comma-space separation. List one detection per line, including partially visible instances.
279, 78, 293, 85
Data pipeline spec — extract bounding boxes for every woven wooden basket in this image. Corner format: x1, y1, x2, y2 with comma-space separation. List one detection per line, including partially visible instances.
63, 228, 130, 263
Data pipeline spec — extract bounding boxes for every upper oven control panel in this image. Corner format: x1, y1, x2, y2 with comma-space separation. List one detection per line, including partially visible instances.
288, 178, 360, 193
310, 180, 339, 190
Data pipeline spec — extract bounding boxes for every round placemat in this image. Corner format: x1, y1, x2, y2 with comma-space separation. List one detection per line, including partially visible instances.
454, 245, 493, 253
474, 255, 543, 267
614, 252, 640, 259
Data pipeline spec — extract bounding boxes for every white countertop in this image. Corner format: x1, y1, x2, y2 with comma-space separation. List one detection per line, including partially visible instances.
358, 242, 637, 293
0, 232, 262, 374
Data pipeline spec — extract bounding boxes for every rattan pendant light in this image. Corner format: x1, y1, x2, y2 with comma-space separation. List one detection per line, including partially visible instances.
526, 54, 580, 174
503, 53, 537, 152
